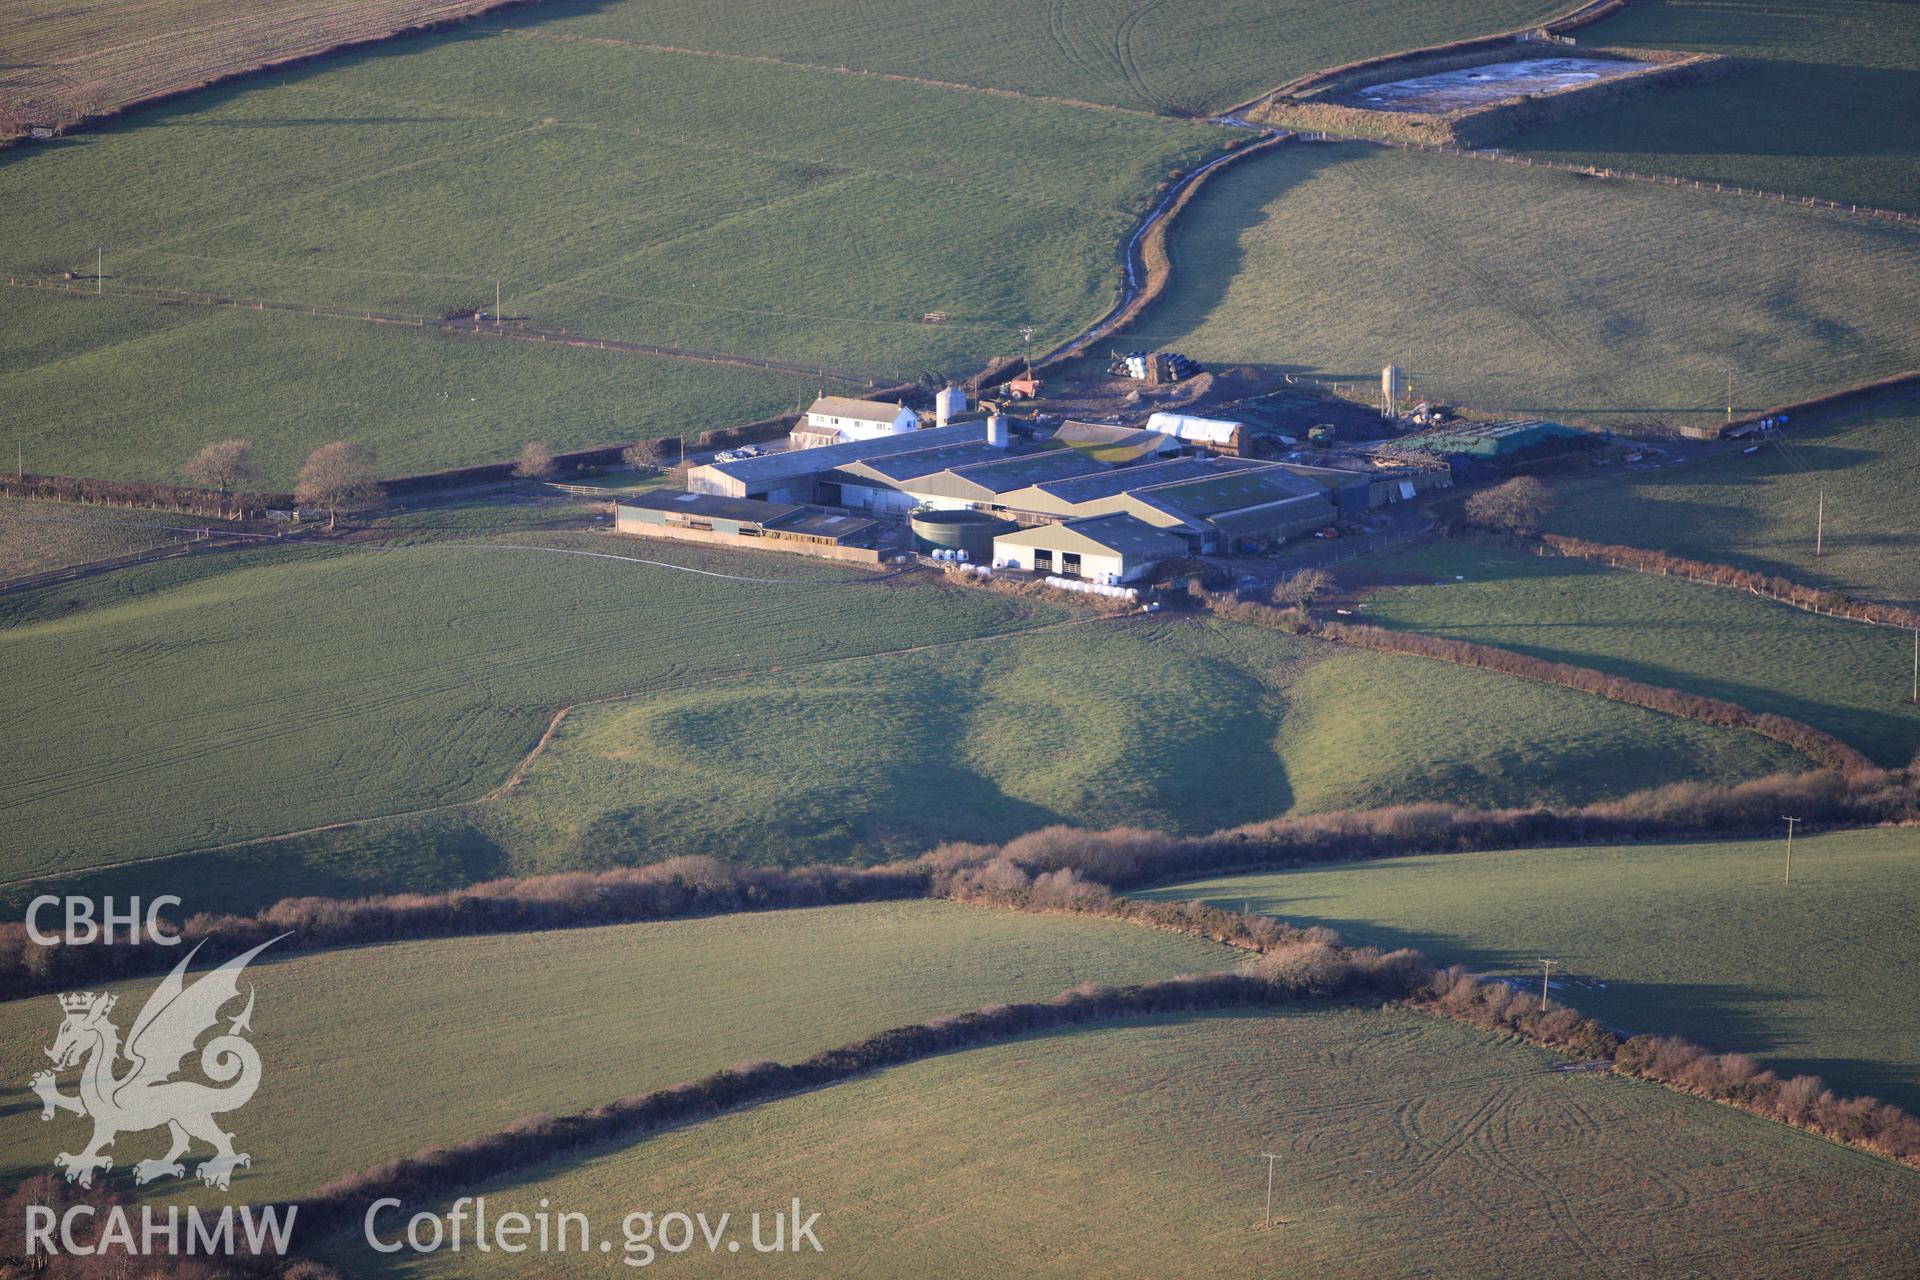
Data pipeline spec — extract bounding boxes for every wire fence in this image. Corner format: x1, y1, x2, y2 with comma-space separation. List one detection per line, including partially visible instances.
1357, 136, 1920, 228
0, 277, 891, 385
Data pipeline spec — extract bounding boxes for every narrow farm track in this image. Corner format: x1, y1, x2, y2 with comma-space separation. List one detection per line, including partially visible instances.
1040, 127, 1290, 366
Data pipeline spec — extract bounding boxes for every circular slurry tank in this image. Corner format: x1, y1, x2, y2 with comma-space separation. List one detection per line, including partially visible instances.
910, 508, 1017, 562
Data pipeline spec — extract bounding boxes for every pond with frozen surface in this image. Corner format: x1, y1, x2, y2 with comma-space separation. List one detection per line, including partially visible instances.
1343, 57, 1655, 114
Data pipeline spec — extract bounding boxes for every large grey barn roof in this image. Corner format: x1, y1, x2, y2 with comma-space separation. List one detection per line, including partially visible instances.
835, 441, 1009, 483
910, 448, 1109, 501
695, 423, 990, 486
1033, 455, 1269, 505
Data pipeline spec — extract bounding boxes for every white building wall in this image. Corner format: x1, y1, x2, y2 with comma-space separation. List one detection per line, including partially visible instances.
806, 408, 919, 440
991, 539, 1131, 582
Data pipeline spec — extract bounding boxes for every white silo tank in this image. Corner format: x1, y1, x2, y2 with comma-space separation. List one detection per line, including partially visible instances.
935, 383, 967, 427
986, 410, 1009, 449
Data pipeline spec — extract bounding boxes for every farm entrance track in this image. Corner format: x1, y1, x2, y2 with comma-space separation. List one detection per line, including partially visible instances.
0, 278, 891, 387
0, 596, 1135, 891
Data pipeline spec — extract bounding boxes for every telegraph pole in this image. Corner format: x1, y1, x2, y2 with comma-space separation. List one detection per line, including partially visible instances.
1725, 368, 1733, 425
1260, 1153, 1280, 1229
1782, 816, 1799, 884
495, 279, 502, 329
96, 246, 103, 295
1815, 488, 1825, 557
1911, 629, 1917, 706
1538, 959, 1555, 1011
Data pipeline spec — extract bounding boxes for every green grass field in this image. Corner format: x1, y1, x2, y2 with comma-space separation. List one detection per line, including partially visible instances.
529, 0, 1564, 116
1547, 400, 1920, 609
0, 901, 1238, 1204
0, 290, 813, 486
324, 1006, 1920, 1277
1266, 644, 1801, 814
0, 535, 1064, 886
1511, 0, 1920, 215
1109, 140, 1920, 430
0, 15, 1224, 482
1349, 541, 1920, 767
1144, 827, 1920, 1110
0, 26, 1216, 376
0, 543, 1801, 916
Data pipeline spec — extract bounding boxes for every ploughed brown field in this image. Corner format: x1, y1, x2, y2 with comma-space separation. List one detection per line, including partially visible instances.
0, 0, 513, 135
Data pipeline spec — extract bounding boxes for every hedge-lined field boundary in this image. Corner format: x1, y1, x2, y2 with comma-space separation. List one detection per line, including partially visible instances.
1312, 616, 1873, 771
1527, 532, 1920, 630
9, 756, 1915, 998
1187, 587, 1875, 772
281, 876, 1920, 1247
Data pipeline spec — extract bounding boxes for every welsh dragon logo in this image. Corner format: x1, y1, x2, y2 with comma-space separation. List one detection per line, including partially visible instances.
30, 936, 283, 1190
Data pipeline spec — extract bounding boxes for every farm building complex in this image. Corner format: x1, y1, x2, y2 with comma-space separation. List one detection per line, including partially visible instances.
662, 414, 1411, 579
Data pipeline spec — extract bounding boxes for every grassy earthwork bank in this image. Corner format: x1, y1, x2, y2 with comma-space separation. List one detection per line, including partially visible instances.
0, 900, 1239, 1205
1509, 0, 1920, 214
1143, 826, 1920, 1111
0, 534, 1064, 888
1348, 541, 1920, 767
1546, 400, 1920, 608
323, 1006, 1920, 1278
0, 532, 1803, 915
1106, 140, 1920, 431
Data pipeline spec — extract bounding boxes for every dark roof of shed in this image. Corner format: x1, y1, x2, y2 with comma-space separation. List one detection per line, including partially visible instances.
1133, 466, 1324, 518
767, 510, 879, 538
840, 441, 1009, 482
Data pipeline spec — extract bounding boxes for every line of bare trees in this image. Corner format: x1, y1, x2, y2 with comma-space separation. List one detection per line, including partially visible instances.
0, 858, 929, 995
1417, 967, 1920, 1167
290, 869, 1920, 1239
1182, 558, 1872, 773
9, 756, 1916, 999
1310, 616, 1874, 772
1532, 532, 1920, 631
296, 921, 1424, 1233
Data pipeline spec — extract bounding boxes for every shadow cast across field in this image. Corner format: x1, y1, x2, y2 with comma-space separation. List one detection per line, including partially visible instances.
1117, 140, 1357, 361
0, 815, 518, 920
0, 0, 629, 183
304, 1006, 1334, 1224
1517, 62, 1920, 164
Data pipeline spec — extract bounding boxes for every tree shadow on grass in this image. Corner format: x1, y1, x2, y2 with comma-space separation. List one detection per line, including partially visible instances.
0, 817, 515, 920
